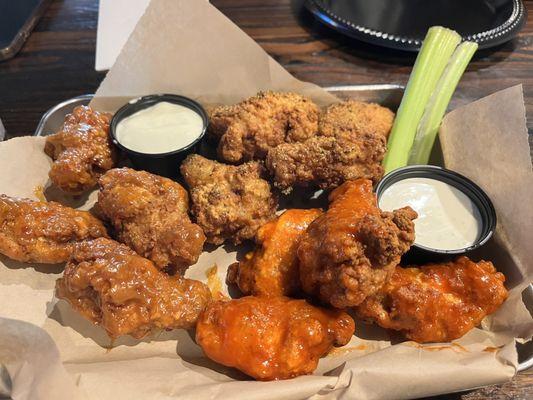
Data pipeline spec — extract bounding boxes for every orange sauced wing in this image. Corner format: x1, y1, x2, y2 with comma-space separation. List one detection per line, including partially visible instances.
196, 296, 354, 380
356, 256, 508, 343
227, 208, 323, 297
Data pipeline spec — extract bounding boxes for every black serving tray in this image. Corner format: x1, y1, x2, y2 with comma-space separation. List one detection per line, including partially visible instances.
305, 0, 527, 51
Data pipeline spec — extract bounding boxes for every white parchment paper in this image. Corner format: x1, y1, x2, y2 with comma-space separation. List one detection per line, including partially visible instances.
0, 1, 531, 399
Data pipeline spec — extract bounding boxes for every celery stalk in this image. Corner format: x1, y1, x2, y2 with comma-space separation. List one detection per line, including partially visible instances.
383, 27, 461, 173
408, 41, 478, 165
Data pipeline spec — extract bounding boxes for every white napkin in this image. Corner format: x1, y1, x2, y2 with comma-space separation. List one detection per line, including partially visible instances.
95, 0, 151, 71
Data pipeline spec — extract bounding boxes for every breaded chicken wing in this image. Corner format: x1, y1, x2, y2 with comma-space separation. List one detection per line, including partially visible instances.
0, 194, 108, 263
97, 168, 205, 274
227, 208, 322, 297
180, 155, 278, 245
356, 257, 508, 343
45, 106, 116, 194
298, 179, 416, 309
209, 91, 319, 163
266, 131, 386, 192
196, 296, 354, 380
56, 238, 211, 339
319, 100, 395, 138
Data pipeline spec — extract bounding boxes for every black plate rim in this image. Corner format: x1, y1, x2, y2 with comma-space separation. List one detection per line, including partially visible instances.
305, 0, 527, 52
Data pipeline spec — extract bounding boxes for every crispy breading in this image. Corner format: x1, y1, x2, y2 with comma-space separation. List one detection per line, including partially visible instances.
356, 257, 508, 343
196, 296, 354, 380
0, 194, 108, 263
56, 238, 212, 339
44, 106, 116, 194
96, 168, 205, 274
298, 179, 417, 308
319, 100, 394, 138
227, 208, 323, 297
209, 91, 319, 163
265, 100, 393, 192
266, 131, 386, 192
180, 154, 278, 245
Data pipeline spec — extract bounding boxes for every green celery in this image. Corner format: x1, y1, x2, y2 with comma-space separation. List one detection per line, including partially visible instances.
408, 41, 478, 165
383, 26, 461, 173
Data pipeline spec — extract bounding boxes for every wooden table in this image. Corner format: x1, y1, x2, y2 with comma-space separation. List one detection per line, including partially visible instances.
0, 0, 531, 398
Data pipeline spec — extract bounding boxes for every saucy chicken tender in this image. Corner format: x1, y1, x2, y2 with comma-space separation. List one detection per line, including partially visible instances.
319, 100, 395, 138
266, 130, 386, 192
196, 296, 354, 381
45, 106, 116, 194
298, 179, 416, 309
356, 257, 508, 343
209, 91, 319, 163
227, 208, 322, 297
0, 194, 108, 263
97, 168, 205, 274
180, 155, 278, 245
56, 238, 211, 339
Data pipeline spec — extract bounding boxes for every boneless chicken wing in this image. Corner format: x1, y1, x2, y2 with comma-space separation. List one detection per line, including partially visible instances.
266, 132, 386, 192
56, 238, 211, 339
227, 208, 322, 297
319, 100, 395, 138
180, 154, 278, 245
356, 257, 508, 343
298, 179, 416, 308
45, 106, 116, 194
0, 194, 108, 263
264, 100, 393, 192
209, 91, 319, 163
97, 168, 205, 274
196, 296, 354, 380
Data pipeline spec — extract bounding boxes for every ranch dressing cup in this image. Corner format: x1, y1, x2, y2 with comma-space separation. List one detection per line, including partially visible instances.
376, 165, 496, 261
110, 94, 208, 177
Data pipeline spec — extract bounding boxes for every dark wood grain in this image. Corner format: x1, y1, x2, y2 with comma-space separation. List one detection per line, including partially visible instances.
0, 0, 531, 398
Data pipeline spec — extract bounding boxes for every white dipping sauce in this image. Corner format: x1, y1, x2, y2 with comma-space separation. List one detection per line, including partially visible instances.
116, 102, 204, 154
379, 177, 482, 251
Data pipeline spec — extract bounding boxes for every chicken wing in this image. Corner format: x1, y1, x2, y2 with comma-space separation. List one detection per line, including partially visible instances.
356, 257, 508, 343
227, 208, 322, 297
56, 238, 212, 339
266, 132, 386, 192
196, 296, 354, 380
0, 194, 108, 263
96, 168, 205, 274
209, 91, 319, 163
44, 106, 116, 194
319, 100, 395, 138
180, 154, 278, 245
298, 179, 417, 309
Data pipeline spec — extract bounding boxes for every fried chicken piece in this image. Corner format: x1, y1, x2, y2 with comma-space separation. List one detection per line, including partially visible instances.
266, 130, 386, 192
319, 100, 395, 138
0, 194, 108, 263
356, 257, 508, 343
196, 296, 354, 380
180, 154, 277, 245
298, 179, 417, 309
97, 168, 205, 274
209, 91, 319, 163
56, 238, 211, 339
44, 106, 116, 194
227, 209, 322, 297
